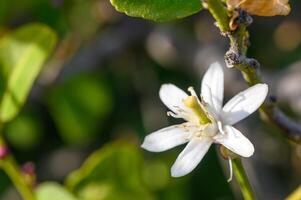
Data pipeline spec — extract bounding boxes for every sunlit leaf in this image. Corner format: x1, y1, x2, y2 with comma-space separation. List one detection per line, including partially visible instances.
0, 23, 57, 122
227, 0, 291, 16
110, 0, 203, 22
36, 182, 78, 200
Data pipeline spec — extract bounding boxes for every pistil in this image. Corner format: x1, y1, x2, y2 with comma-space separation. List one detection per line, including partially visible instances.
183, 96, 211, 124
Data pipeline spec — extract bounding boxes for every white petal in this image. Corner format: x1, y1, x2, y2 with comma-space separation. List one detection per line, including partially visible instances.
171, 137, 212, 177
222, 84, 268, 125
159, 84, 192, 116
215, 125, 254, 157
201, 62, 224, 114
141, 124, 191, 152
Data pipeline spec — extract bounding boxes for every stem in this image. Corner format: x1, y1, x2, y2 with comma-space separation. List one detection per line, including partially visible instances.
232, 158, 255, 200
207, 0, 301, 143
206, 0, 230, 32
0, 138, 35, 200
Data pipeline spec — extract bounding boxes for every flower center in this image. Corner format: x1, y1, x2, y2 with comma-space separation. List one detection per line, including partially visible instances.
202, 123, 218, 137
183, 95, 211, 124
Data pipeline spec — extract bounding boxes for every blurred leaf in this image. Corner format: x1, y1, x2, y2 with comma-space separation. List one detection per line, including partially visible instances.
110, 0, 203, 22
142, 160, 169, 191
0, 0, 68, 33
0, 23, 57, 123
47, 74, 112, 145
0, 171, 10, 195
0, 0, 40, 25
65, 142, 152, 200
5, 110, 43, 150
68, 0, 101, 38
36, 182, 78, 200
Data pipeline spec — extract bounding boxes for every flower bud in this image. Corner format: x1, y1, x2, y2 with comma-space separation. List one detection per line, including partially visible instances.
0, 144, 9, 159
21, 162, 36, 187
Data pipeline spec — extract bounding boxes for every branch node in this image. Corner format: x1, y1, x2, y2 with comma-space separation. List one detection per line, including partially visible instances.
224, 50, 241, 68
229, 9, 253, 31
236, 9, 253, 27
246, 58, 260, 69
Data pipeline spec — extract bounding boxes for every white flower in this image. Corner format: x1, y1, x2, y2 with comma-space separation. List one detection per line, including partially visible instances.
141, 62, 268, 178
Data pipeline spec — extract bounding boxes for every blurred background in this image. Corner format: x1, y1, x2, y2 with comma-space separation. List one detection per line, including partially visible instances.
0, 0, 301, 199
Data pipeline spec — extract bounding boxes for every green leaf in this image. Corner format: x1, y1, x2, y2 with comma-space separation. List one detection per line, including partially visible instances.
36, 182, 78, 200
110, 0, 203, 22
0, 23, 57, 122
65, 142, 153, 200
47, 74, 112, 145
5, 110, 43, 150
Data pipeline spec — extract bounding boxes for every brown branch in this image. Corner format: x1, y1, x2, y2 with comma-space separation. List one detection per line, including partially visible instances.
224, 9, 301, 143
206, 1, 301, 143
262, 99, 301, 143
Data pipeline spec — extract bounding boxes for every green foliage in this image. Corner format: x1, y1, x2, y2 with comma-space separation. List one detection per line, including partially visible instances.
110, 0, 203, 22
66, 142, 153, 200
5, 110, 43, 150
36, 182, 78, 200
0, 23, 57, 123
0, 0, 298, 199
68, 0, 102, 38
206, 0, 229, 32
142, 160, 169, 191
47, 74, 112, 145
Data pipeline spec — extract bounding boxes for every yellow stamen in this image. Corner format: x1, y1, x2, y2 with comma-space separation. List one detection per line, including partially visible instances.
183, 96, 210, 124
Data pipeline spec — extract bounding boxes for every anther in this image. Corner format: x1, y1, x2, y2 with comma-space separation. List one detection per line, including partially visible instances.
188, 86, 198, 97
